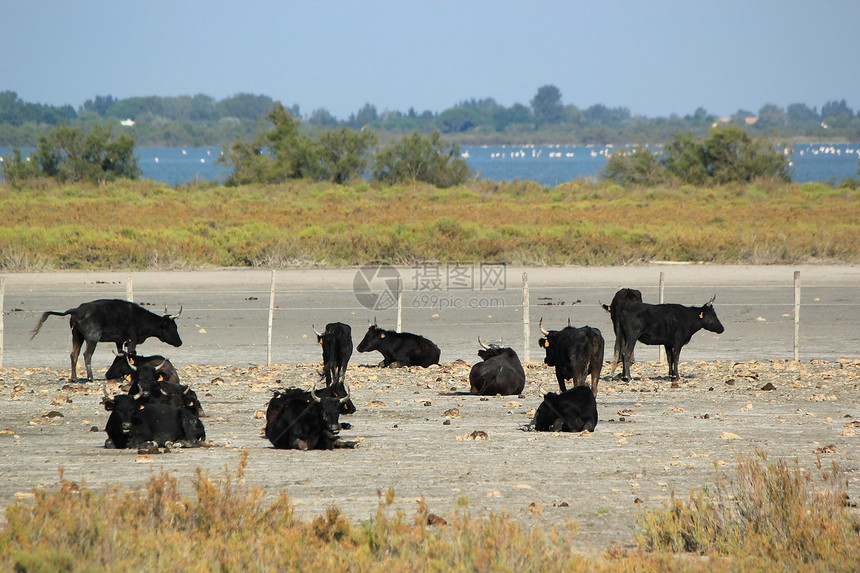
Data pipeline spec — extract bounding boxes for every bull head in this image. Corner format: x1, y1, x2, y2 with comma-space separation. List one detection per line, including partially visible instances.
311, 388, 351, 405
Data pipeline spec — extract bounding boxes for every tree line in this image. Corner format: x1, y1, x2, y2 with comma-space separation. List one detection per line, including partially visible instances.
1, 86, 859, 147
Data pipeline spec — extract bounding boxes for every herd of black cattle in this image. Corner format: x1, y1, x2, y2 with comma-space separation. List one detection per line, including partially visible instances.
28, 289, 725, 451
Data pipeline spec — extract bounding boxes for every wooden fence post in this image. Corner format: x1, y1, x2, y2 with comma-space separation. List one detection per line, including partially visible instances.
794, 271, 801, 361
522, 272, 530, 363
658, 272, 665, 363
267, 270, 276, 367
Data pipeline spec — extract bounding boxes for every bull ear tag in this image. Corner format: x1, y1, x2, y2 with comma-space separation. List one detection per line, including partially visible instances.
139, 404, 145, 410
699, 312, 704, 319
544, 340, 550, 348
380, 333, 385, 338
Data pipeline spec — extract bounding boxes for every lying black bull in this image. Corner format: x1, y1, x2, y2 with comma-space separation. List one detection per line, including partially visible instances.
264, 388, 352, 450
539, 318, 604, 395
529, 386, 598, 433
357, 324, 440, 368
30, 299, 182, 382
314, 322, 356, 414
469, 338, 526, 396
618, 296, 725, 381
600, 288, 643, 376
105, 350, 180, 384
103, 391, 205, 449
123, 355, 204, 418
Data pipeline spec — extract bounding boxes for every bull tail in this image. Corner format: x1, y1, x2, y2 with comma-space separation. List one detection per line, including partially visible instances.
29, 310, 73, 340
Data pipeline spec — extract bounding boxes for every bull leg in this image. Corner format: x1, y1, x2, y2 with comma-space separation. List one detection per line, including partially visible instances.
82, 340, 98, 382
556, 371, 567, 393
620, 339, 635, 382
592, 336, 605, 396
70, 329, 84, 381
664, 345, 679, 380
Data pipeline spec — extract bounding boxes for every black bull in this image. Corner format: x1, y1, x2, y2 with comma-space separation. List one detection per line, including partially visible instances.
469, 339, 526, 396
600, 288, 643, 376
539, 319, 604, 395
356, 325, 440, 368
529, 386, 598, 433
30, 298, 182, 382
264, 388, 351, 450
617, 296, 725, 381
103, 392, 205, 449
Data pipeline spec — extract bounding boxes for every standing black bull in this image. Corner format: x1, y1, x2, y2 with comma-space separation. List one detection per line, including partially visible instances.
30, 299, 182, 382
600, 288, 643, 376
469, 338, 526, 396
539, 318, 605, 395
313, 322, 356, 414
264, 388, 351, 450
103, 391, 205, 449
356, 324, 440, 368
617, 296, 725, 381
528, 386, 598, 432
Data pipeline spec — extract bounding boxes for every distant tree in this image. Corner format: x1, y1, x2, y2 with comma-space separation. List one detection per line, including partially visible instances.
2, 123, 139, 185
80, 95, 116, 117
190, 94, 218, 121
309, 107, 339, 127
756, 104, 786, 128
602, 147, 667, 186
663, 132, 709, 185
703, 126, 790, 184
219, 103, 315, 185
216, 93, 277, 120
821, 99, 854, 128
312, 127, 377, 184
438, 106, 482, 133
373, 131, 470, 187
493, 103, 532, 132
583, 104, 630, 126
786, 103, 818, 124
530, 85, 564, 125
0, 147, 42, 187
348, 103, 378, 128
603, 127, 790, 186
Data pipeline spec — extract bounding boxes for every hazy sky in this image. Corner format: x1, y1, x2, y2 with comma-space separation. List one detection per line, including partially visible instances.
3, 1, 859, 120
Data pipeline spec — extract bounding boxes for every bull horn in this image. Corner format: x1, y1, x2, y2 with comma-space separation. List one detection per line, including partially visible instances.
339, 385, 351, 404
125, 356, 138, 371
311, 388, 322, 403
538, 385, 549, 396
567, 318, 572, 327
477, 336, 489, 350
539, 318, 549, 336
168, 306, 183, 319
102, 384, 111, 400
312, 324, 323, 337
706, 294, 716, 307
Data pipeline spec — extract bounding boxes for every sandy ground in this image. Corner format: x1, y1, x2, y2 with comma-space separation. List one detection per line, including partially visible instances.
1, 357, 858, 552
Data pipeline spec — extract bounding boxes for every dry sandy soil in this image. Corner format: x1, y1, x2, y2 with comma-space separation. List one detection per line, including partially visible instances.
1, 356, 858, 552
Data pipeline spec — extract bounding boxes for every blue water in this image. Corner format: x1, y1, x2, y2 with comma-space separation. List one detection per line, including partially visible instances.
2, 143, 858, 187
